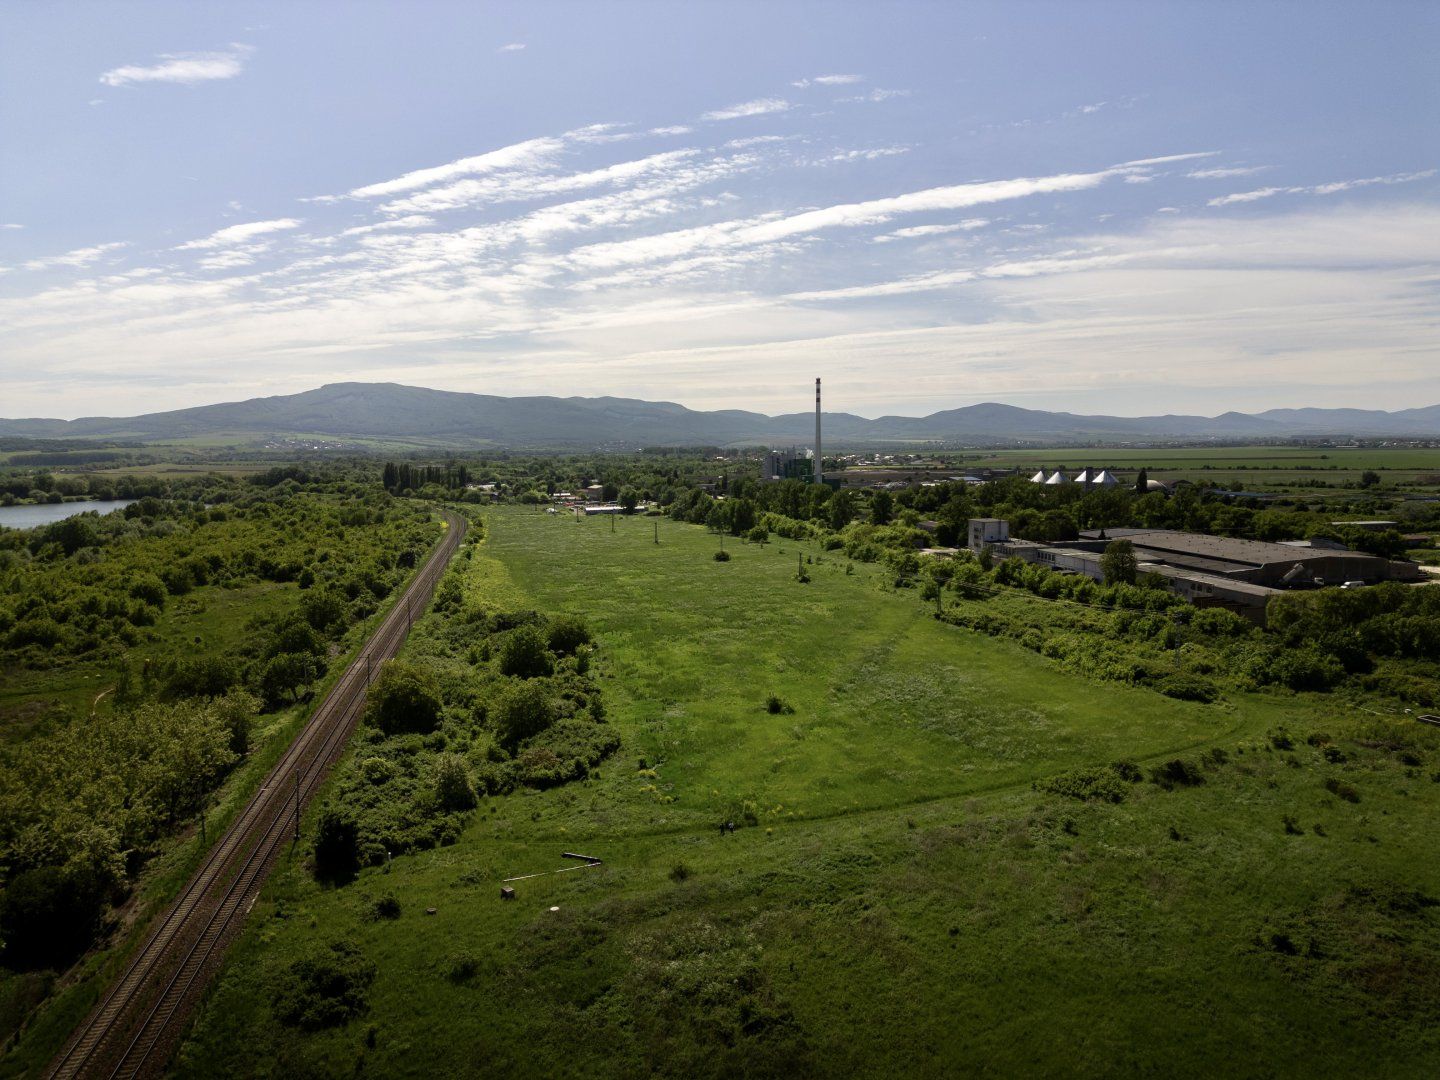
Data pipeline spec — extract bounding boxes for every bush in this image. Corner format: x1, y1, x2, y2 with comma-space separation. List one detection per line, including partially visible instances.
434, 753, 477, 810
546, 615, 592, 657
713, 550, 731, 562
313, 806, 361, 882
1157, 675, 1219, 703
1035, 765, 1130, 803
494, 679, 557, 750
1324, 777, 1360, 803
765, 695, 794, 715
498, 625, 554, 679
0, 865, 108, 971
272, 940, 376, 1029
1150, 759, 1205, 789
368, 894, 401, 921
365, 661, 443, 736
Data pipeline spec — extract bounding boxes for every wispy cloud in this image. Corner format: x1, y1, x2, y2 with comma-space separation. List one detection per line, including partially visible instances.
1, 223, 22, 230
840, 88, 910, 103
702, 98, 791, 121
1079, 102, 1107, 114
335, 137, 563, 201
1208, 169, 1435, 207
497, 43, 526, 53
1119, 151, 1219, 168
1188, 165, 1270, 179
23, 242, 127, 271
176, 218, 302, 250
100, 44, 252, 87
338, 215, 436, 238
792, 74, 862, 88
873, 220, 989, 243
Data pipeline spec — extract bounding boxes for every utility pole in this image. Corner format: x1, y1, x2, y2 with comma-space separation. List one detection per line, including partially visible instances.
654, 520, 659, 545
611, 512, 615, 534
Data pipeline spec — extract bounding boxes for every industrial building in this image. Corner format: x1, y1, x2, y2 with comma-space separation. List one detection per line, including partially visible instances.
762, 377, 826, 484
1029, 468, 1121, 487
967, 520, 1424, 623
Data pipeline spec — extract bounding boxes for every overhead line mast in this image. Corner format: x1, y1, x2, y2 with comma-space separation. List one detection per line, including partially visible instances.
814, 377, 822, 485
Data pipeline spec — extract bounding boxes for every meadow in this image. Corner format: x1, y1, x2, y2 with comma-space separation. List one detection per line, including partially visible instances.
174, 506, 1440, 1078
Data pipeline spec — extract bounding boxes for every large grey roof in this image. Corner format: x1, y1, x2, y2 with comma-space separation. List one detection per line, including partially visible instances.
1079, 528, 1381, 569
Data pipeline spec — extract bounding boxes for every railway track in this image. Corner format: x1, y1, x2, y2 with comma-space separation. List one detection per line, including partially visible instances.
45, 508, 467, 1080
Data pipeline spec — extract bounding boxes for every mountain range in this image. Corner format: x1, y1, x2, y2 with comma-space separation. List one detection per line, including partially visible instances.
3, 382, 1439, 448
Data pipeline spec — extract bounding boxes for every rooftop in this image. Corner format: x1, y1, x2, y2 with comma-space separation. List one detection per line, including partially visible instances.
1080, 528, 1379, 568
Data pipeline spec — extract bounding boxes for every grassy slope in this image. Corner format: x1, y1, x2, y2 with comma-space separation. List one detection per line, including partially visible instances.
175, 507, 1440, 1079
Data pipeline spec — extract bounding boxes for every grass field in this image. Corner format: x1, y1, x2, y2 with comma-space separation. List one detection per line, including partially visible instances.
175, 507, 1440, 1078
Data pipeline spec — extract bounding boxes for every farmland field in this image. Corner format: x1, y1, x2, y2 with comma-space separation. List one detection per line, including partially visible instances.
175, 506, 1440, 1078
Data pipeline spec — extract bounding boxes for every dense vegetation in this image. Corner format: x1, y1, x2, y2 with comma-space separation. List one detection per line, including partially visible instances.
307, 539, 615, 880
0, 477, 440, 1055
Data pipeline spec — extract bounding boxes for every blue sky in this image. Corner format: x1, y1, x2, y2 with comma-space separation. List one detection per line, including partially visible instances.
2, 1, 1437, 420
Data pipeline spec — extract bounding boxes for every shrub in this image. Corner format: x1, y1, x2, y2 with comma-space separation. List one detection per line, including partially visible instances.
365, 661, 443, 736
765, 695, 794, 715
713, 550, 731, 562
272, 940, 376, 1029
446, 951, 482, 983
434, 753, 477, 810
494, 679, 557, 750
368, 894, 401, 921
1157, 675, 1219, 703
313, 806, 361, 882
498, 625, 554, 679
1150, 759, 1205, 789
1324, 777, 1360, 803
546, 615, 592, 657
0, 865, 108, 971
669, 863, 692, 883
1034, 765, 1129, 803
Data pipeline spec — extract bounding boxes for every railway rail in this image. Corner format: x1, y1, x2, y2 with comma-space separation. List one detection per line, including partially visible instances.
45, 508, 468, 1080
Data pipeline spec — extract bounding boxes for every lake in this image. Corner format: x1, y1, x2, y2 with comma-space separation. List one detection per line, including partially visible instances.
0, 499, 138, 529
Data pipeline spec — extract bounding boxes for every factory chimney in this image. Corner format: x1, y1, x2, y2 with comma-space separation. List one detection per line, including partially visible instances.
814, 378, 822, 485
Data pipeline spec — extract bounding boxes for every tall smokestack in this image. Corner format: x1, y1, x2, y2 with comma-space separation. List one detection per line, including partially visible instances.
814, 377, 822, 485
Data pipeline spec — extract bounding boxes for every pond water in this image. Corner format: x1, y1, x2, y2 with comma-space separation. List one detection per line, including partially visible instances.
0, 499, 138, 530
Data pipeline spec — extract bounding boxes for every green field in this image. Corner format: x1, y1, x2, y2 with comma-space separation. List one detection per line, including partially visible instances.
176, 507, 1440, 1078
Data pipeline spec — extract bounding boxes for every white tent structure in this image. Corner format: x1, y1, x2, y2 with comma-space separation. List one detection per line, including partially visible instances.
1073, 468, 1095, 484
1044, 470, 1070, 485
1093, 470, 1120, 487
1029, 469, 1047, 483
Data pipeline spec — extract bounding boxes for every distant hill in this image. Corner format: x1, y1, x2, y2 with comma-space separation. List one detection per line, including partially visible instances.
3, 382, 1439, 448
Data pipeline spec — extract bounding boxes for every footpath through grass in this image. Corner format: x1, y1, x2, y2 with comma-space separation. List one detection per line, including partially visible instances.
176, 507, 1440, 1078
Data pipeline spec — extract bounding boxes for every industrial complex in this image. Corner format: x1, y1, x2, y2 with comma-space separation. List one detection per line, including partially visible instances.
968, 519, 1425, 623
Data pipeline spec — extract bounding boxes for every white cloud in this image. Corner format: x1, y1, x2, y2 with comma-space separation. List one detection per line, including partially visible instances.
1079, 102, 1107, 114
1187, 165, 1270, 179
1118, 151, 1219, 168
1, 223, 22, 230
339, 215, 436, 237
649, 125, 693, 136
828, 147, 911, 163
498, 43, 526, 52
873, 219, 988, 242
100, 44, 252, 87
176, 218, 302, 250
22, 242, 127, 271
1207, 169, 1435, 207
840, 88, 910, 103
793, 74, 862, 88
702, 98, 791, 121
339, 137, 563, 201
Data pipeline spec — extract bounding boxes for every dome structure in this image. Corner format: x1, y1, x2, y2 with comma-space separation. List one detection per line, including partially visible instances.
1144, 478, 1171, 492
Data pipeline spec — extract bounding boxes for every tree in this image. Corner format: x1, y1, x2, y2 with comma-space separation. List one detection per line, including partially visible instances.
262, 653, 317, 706
365, 660, 443, 735
0, 865, 109, 970
1360, 470, 1381, 488
494, 679, 557, 750
1134, 468, 1149, 495
871, 489, 894, 526
1101, 539, 1138, 586
313, 806, 361, 882
498, 625, 554, 678
434, 753, 477, 810
546, 615, 592, 657
619, 486, 640, 514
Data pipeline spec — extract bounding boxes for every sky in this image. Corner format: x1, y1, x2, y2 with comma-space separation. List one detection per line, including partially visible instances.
2, 1, 1438, 421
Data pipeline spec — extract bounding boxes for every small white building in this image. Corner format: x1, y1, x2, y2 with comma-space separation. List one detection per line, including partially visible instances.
968, 518, 1010, 552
